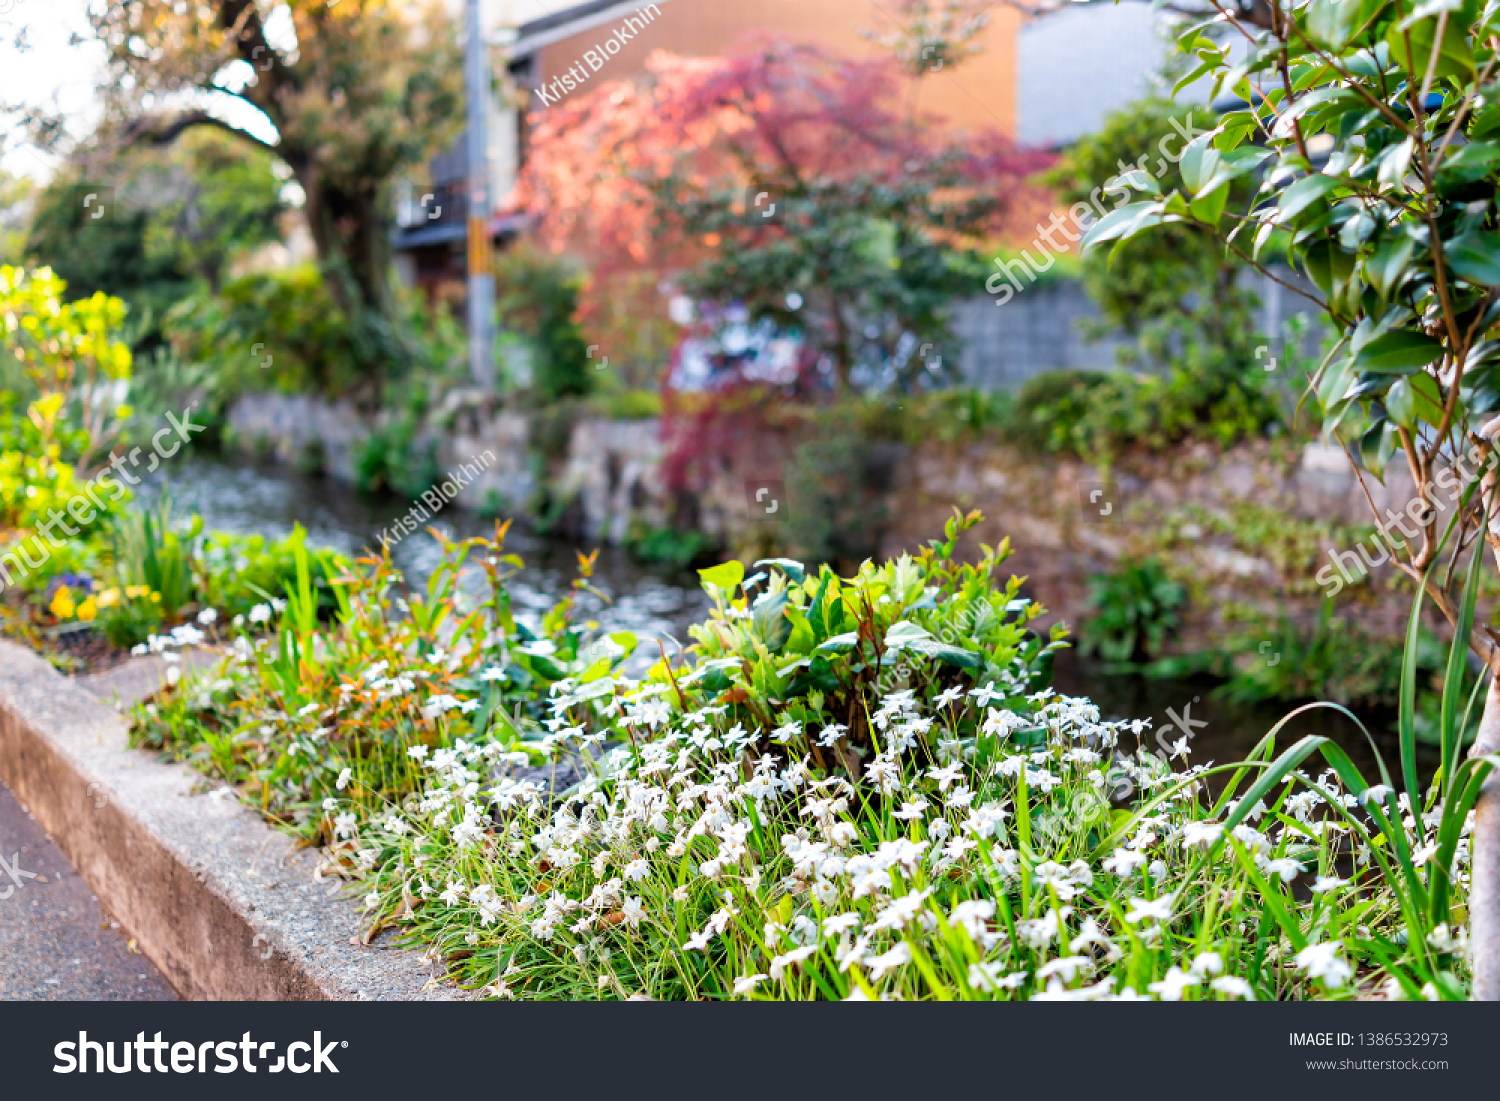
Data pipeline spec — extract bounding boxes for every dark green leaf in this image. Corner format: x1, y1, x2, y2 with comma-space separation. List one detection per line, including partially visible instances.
1351, 329, 1443, 372
1445, 231, 1500, 286
1278, 173, 1341, 221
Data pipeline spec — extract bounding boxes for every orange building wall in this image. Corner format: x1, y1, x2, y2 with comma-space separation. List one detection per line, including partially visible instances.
530, 0, 1020, 138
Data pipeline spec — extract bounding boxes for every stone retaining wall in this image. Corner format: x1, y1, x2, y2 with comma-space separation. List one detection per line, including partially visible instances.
226, 390, 1428, 646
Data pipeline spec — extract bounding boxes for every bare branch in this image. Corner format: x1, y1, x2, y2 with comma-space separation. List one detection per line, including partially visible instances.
116, 109, 279, 156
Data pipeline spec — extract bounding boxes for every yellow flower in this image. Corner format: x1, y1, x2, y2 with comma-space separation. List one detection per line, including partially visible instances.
49, 586, 75, 619
125, 585, 147, 599
76, 598, 98, 622
96, 588, 120, 609
149, 591, 161, 603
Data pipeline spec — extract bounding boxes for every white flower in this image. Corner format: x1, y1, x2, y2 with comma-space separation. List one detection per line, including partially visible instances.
1123, 895, 1173, 924
771, 719, 803, 744
823, 913, 861, 939
336, 768, 353, 791
934, 686, 965, 709
1311, 875, 1348, 893
1295, 941, 1353, 988
863, 943, 912, 980
622, 858, 650, 882
815, 723, 849, 747
892, 798, 929, 821
1428, 923, 1467, 953
622, 896, 645, 929
479, 666, 508, 682
927, 762, 965, 790
1103, 847, 1146, 877
1189, 951, 1223, 977
1211, 976, 1254, 999
969, 685, 1005, 708
407, 745, 429, 761
734, 973, 768, 995
422, 694, 464, 719
1148, 966, 1199, 1001
869, 889, 931, 933
1180, 821, 1223, 848
769, 944, 817, 979
968, 962, 1027, 991
1069, 917, 1113, 955
333, 812, 357, 840
197, 607, 218, 625
248, 603, 272, 624
1036, 956, 1092, 983
1263, 857, 1303, 883
683, 927, 715, 952
364, 890, 380, 910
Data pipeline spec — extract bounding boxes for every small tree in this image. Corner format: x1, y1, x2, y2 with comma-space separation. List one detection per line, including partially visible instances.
1089, 1, 1500, 996
518, 36, 1050, 389
84, 0, 463, 374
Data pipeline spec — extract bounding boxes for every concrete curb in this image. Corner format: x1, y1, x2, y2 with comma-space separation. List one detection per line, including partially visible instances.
0, 641, 456, 1001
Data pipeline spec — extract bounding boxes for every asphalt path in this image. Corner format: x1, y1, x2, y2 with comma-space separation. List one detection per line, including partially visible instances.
0, 776, 176, 1001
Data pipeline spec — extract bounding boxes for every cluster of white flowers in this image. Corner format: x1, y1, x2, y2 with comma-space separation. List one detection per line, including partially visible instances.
340, 659, 1474, 1001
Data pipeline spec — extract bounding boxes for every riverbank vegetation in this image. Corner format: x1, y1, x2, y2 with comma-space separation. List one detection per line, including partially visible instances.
125, 509, 1483, 1000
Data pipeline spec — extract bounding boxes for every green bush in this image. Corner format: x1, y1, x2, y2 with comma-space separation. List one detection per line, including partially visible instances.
1215, 605, 1445, 712
196, 526, 348, 623
1042, 98, 1282, 462
353, 409, 440, 498
588, 388, 662, 421
495, 245, 592, 403
1079, 558, 1186, 664
165, 265, 364, 398
625, 523, 718, 569
109, 497, 198, 621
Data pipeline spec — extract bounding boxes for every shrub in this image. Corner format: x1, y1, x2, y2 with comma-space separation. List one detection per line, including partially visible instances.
495, 244, 592, 403
625, 523, 718, 570
588, 388, 662, 421
1215, 606, 1445, 713
1079, 558, 1187, 664
165, 265, 365, 398
352, 407, 441, 498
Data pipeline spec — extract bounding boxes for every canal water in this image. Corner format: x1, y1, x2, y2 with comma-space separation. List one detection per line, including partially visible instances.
140, 453, 712, 654
144, 454, 1427, 782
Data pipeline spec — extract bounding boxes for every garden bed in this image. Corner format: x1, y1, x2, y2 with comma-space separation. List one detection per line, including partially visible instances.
116, 512, 1477, 1000
0, 641, 454, 1001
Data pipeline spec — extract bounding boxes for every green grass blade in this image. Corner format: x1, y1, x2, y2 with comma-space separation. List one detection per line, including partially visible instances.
1428, 755, 1496, 923
1217, 733, 1327, 836
1441, 533, 1486, 801
1398, 576, 1426, 824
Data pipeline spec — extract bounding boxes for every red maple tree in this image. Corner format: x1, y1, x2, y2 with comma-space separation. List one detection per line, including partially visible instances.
513, 35, 1052, 389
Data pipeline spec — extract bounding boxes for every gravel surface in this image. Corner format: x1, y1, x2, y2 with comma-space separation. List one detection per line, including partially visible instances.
0, 776, 177, 1001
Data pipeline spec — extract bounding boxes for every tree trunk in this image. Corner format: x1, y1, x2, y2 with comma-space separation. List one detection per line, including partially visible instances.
297, 164, 406, 372
1470, 673, 1500, 998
